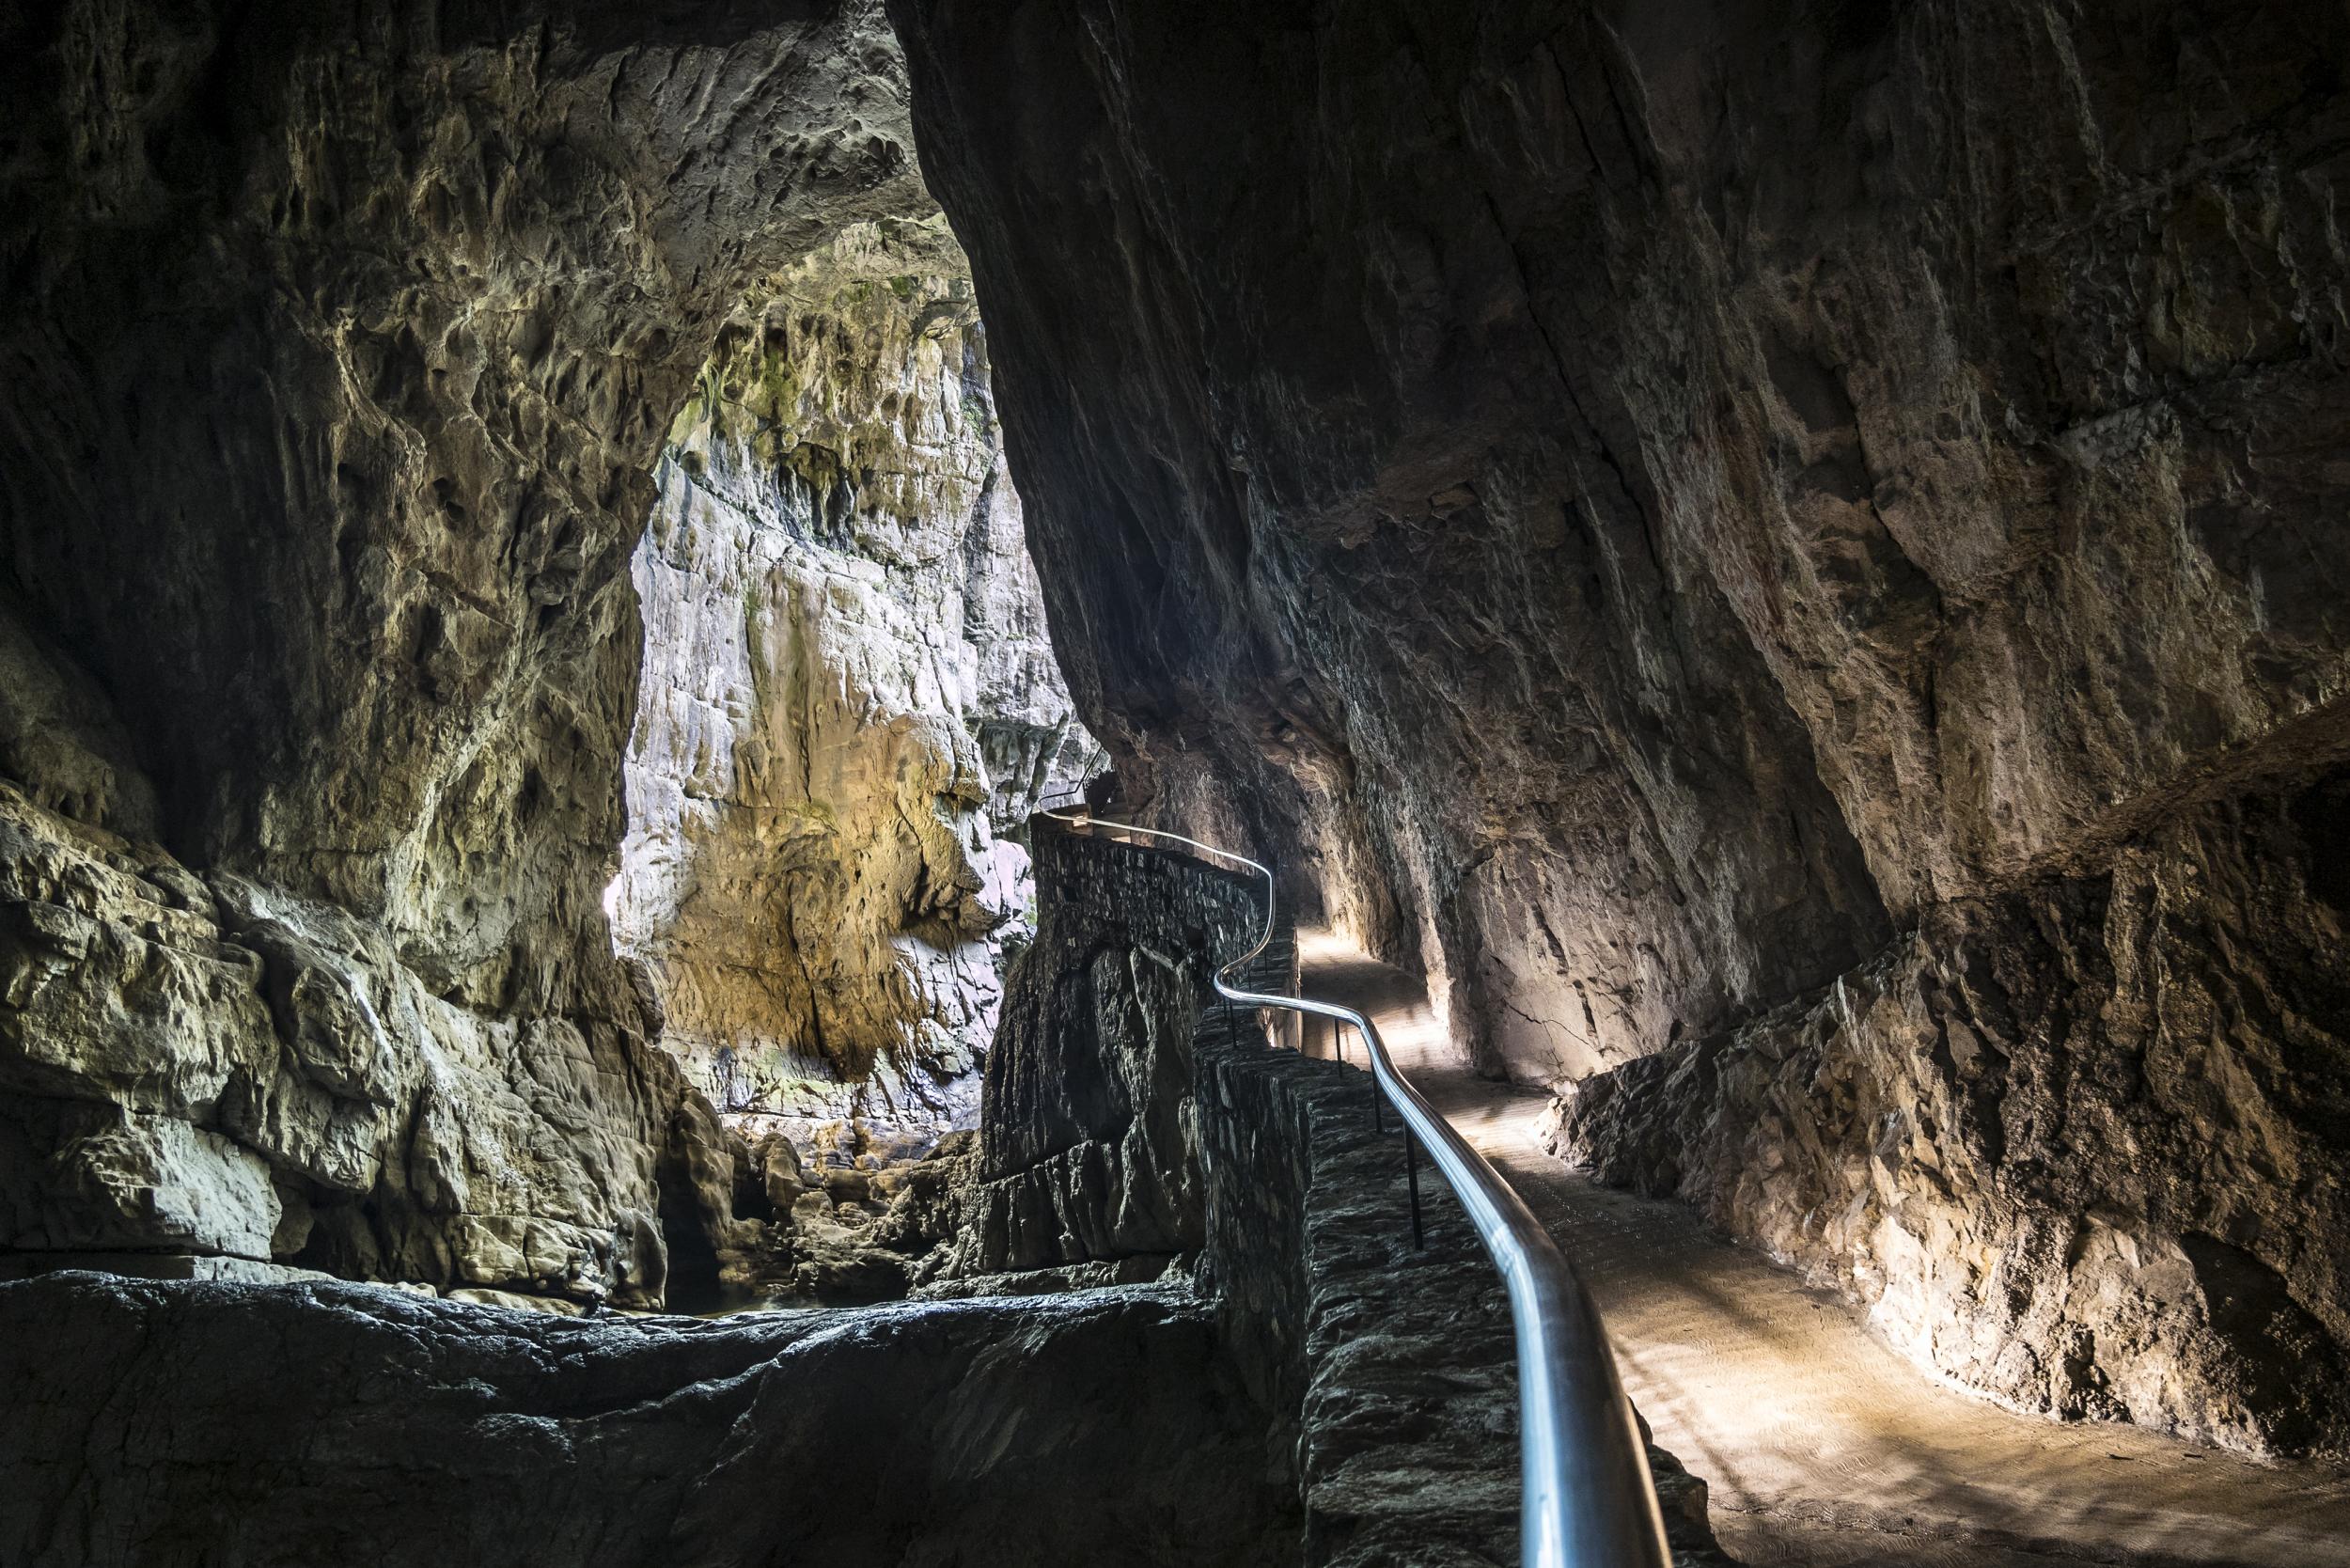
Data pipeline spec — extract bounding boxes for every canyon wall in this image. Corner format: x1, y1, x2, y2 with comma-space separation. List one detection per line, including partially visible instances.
611, 219, 1096, 1162
0, 0, 935, 1301
890, 0, 2350, 1453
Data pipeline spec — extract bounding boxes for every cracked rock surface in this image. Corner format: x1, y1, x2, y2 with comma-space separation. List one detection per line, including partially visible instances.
0, 0, 935, 1300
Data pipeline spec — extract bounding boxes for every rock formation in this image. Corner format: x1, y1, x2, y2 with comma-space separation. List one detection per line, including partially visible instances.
6, 0, 2348, 1560
0, 0, 937, 1304
0, 1272, 1298, 1568
0, 825, 1733, 1567
952, 822, 1275, 1280
610, 217, 1096, 1162
0, 766, 697, 1304
889, 0, 2350, 1457
1552, 779, 2350, 1458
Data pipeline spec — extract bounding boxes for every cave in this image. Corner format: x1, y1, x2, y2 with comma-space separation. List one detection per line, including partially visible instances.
2, 2, 2347, 1566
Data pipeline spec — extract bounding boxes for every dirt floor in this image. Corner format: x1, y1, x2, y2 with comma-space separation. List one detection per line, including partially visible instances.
1296, 931, 2350, 1568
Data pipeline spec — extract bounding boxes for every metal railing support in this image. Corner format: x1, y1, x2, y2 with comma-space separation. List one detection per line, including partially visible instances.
1404, 1126, 1425, 1249
1037, 792, 1672, 1568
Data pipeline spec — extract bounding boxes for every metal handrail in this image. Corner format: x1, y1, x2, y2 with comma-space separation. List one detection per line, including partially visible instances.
1035, 788, 1672, 1568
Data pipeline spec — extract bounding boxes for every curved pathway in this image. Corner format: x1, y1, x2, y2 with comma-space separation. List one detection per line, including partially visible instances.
1296, 931, 2350, 1568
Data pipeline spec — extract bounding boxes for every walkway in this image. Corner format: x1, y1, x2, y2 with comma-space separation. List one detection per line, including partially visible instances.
1296, 931, 2350, 1568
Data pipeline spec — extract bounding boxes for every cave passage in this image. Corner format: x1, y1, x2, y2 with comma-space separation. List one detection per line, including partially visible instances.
2, 1, 2348, 1566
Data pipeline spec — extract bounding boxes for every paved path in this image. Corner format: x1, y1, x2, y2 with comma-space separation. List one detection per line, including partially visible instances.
1296, 931, 2350, 1568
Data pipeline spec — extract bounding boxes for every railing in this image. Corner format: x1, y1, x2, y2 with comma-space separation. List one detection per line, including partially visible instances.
1034, 783, 1671, 1568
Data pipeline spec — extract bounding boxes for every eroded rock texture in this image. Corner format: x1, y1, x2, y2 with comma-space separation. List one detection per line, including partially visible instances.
0, 1273, 1295, 1568
611, 218, 1096, 1155
1555, 781, 2350, 1458
891, 0, 2350, 1454
0, 0, 934, 1300
0, 775, 700, 1303
970, 820, 1728, 1565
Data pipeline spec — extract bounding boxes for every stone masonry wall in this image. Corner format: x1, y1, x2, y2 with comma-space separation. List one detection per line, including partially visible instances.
960, 821, 1276, 1276
975, 822, 1726, 1565
1197, 1025, 1727, 1568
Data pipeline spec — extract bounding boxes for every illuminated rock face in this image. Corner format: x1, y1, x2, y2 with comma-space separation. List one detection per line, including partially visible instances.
889, 0, 2350, 1454
1554, 779, 2350, 1458
0, 0, 1085, 1312
0, 774, 703, 1305
0, 0, 933, 1303
609, 221, 1097, 1158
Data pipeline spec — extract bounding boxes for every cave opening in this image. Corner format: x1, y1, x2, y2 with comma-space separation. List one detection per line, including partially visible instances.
606, 213, 1104, 1309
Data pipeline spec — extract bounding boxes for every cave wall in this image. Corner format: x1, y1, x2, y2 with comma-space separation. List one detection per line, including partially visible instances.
888, 0, 2350, 1452
1553, 777, 2350, 1458
967, 822, 1727, 1565
0, 1272, 1296, 1568
0, 0, 936, 1300
1196, 1013, 1727, 1568
0, 770, 708, 1302
611, 217, 1097, 1154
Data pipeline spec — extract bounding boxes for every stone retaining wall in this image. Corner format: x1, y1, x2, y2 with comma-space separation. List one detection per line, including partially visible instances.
961, 820, 1286, 1276
989, 823, 1728, 1565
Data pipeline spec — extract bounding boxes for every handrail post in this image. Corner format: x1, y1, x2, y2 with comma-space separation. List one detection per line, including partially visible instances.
1404, 1127, 1423, 1249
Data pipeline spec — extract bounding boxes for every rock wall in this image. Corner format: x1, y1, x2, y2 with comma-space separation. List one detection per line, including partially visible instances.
1554, 778, 2350, 1459
610, 218, 1096, 1157
0, 0, 934, 1301
0, 770, 700, 1304
956, 821, 1279, 1278
0, 1272, 1297, 1568
1197, 1022, 1727, 1568
889, 0, 2350, 1451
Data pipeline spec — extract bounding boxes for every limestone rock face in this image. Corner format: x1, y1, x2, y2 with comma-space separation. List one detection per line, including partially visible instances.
0, 1273, 1297, 1568
1553, 779, 2350, 1459
0, 768, 691, 1303
890, 0, 2350, 1453
4, 0, 930, 1014
609, 217, 1097, 1158
0, 0, 935, 1300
